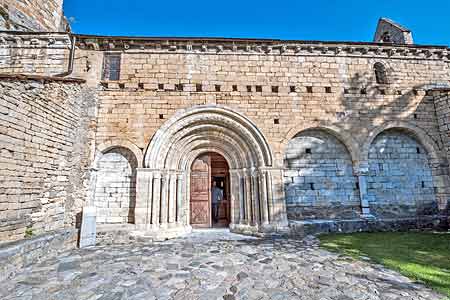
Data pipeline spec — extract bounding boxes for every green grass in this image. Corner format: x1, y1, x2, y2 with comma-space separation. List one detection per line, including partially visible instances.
319, 232, 450, 299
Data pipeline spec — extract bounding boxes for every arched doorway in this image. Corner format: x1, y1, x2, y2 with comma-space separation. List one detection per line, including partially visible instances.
190, 152, 230, 228
135, 105, 288, 237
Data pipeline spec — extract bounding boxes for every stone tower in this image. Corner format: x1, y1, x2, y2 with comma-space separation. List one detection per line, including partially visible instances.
373, 18, 414, 44
0, 0, 68, 32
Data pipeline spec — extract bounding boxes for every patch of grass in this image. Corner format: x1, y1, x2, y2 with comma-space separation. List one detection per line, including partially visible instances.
319, 232, 450, 299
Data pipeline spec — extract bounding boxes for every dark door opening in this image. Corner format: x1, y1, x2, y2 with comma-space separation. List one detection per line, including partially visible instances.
190, 152, 230, 228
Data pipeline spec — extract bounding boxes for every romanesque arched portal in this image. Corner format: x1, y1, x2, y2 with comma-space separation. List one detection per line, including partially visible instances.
135, 105, 288, 237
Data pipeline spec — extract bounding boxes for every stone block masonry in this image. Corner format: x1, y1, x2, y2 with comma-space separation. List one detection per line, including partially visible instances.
0, 75, 95, 242
0, 0, 66, 32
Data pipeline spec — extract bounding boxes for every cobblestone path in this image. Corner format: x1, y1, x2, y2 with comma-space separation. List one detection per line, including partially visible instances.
0, 230, 443, 300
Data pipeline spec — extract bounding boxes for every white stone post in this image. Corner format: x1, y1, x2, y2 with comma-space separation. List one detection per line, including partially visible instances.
79, 168, 98, 248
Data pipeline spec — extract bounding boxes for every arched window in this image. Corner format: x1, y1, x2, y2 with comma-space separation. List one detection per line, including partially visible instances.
374, 62, 388, 84
381, 31, 392, 43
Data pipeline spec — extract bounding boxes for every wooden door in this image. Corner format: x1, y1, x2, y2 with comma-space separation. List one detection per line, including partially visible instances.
190, 155, 211, 228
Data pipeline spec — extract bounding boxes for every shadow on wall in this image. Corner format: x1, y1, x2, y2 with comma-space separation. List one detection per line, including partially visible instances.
283, 62, 449, 222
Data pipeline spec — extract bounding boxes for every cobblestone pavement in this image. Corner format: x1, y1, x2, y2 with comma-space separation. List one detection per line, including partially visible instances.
1, 229, 444, 300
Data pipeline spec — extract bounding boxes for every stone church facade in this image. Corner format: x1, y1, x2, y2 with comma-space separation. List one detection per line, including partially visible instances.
1, 0, 450, 245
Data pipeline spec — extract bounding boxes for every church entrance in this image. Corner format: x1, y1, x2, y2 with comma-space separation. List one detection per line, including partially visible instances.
190, 152, 230, 228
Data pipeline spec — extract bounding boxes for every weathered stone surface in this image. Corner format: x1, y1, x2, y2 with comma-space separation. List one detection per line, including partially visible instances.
0, 229, 77, 282
0, 230, 443, 300
0, 78, 96, 241
0, 0, 67, 32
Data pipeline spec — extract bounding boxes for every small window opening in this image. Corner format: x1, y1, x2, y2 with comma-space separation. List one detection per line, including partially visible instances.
232, 85, 238, 92
374, 62, 388, 84
246, 85, 252, 92
215, 85, 221, 92
102, 53, 121, 81
306, 86, 313, 93
397, 90, 403, 95
158, 83, 164, 90
355, 182, 360, 190
196, 84, 203, 92
325, 87, 332, 93
416, 147, 421, 154
361, 88, 367, 95
414, 113, 418, 119
309, 183, 315, 190
379, 89, 386, 95
272, 86, 279, 93
159, 114, 164, 119
118, 83, 125, 89
344, 88, 350, 94
175, 83, 183, 91
421, 181, 425, 188
381, 31, 392, 43
256, 85, 262, 92
305, 148, 312, 154
138, 83, 145, 90
290, 86, 296, 93
274, 119, 279, 124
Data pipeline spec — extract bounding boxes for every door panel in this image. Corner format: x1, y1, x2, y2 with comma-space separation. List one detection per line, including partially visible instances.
190, 155, 211, 227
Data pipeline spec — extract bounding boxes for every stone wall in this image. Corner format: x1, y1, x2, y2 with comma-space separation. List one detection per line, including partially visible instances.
284, 129, 360, 220
367, 129, 437, 218
95, 147, 137, 224
72, 38, 450, 226
0, 76, 94, 242
0, 32, 71, 76
0, 0, 66, 32
0, 229, 77, 282
434, 89, 450, 216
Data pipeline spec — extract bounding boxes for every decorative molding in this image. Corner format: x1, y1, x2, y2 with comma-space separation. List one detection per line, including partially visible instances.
0, 32, 448, 61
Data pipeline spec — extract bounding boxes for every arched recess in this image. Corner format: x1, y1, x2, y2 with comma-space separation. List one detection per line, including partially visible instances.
362, 121, 441, 163
365, 125, 441, 218
136, 105, 287, 233
283, 128, 360, 220
95, 139, 144, 169
280, 122, 361, 166
94, 146, 138, 224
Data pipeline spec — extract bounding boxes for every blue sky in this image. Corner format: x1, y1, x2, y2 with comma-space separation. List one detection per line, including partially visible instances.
64, 0, 450, 46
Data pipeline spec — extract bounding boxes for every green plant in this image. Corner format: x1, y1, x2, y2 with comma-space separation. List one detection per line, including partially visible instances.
25, 227, 34, 238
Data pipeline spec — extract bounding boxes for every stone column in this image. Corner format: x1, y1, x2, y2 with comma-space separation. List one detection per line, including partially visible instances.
135, 168, 153, 227
160, 173, 169, 228
151, 172, 162, 228
244, 169, 253, 225
355, 162, 372, 217
259, 169, 269, 226
236, 170, 247, 225
176, 174, 184, 225
251, 169, 260, 225
229, 170, 238, 225
266, 168, 288, 227
168, 173, 177, 227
